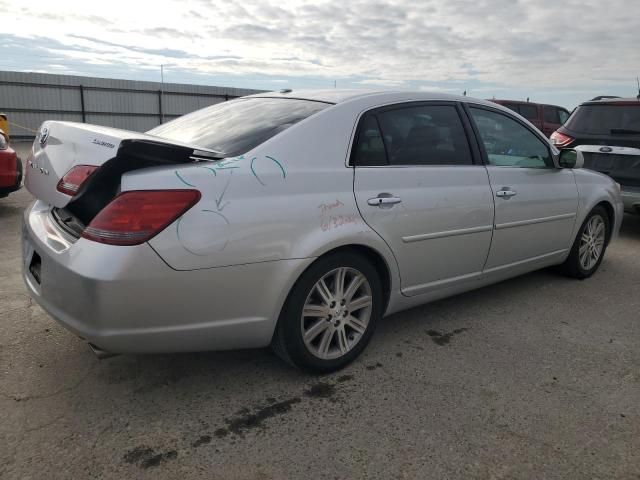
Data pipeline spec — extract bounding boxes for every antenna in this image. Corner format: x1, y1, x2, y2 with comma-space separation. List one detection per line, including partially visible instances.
463, 90, 467, 96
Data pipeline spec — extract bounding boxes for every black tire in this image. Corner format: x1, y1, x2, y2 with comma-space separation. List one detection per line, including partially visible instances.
272, 251, 383, 373
560, 205, 610, 279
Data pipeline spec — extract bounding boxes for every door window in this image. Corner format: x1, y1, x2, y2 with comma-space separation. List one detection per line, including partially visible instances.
375, 105, 473, 166
501, 103, 519, 114
518, 104, 538, 121
558, 109, 569, 124
543, 106, 561, 124
470, 107, 553, 168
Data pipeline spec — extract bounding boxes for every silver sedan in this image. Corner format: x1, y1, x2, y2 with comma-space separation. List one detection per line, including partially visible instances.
22, 90, 623, 372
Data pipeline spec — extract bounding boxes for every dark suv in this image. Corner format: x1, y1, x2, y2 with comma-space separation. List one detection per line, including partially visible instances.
489, 100, 570, 137
551, 98, 640, 214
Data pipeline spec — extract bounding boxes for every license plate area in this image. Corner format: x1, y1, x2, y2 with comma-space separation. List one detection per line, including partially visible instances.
29, 251, 42, 285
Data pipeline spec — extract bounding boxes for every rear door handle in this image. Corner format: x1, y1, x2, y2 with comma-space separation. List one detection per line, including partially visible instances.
367, 196, 402, 206
496, 189, 517, 199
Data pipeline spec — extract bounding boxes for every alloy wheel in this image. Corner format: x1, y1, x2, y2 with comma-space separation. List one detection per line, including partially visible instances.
579, 214, 605, 270
300, 267, 373, 360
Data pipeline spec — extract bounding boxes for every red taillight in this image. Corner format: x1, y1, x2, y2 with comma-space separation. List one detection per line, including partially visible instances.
56, 165, 98, 196
81, 190, 201, 246
550, 131, 574, 148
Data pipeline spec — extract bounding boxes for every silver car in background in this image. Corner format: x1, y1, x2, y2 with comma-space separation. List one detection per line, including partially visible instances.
22, 90, 623, 372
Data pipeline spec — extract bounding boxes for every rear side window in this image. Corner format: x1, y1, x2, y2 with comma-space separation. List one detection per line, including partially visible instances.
470, 107, 552, 168
564, 104, 640, 135
148, 98, 329, 157
518, 104, 538, 121
370, 105, 473, 166
352, 115, 387, 166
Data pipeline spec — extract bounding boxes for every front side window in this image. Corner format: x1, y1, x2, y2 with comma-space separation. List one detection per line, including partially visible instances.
148, 98, 329, 157
470, 107, 553, 168
374, 105, 473, 166
558, 109, 570, 124
543, 106, 560, 124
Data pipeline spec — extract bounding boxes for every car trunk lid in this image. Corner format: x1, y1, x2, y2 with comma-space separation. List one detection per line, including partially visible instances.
25, 121, 219, 209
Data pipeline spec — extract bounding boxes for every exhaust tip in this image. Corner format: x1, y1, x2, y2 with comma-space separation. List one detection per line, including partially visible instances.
88, 343, 119, 359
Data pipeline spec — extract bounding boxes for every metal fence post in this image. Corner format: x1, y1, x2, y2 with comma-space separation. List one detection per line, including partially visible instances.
79, 85, 86, 123
158, 89, 163, 124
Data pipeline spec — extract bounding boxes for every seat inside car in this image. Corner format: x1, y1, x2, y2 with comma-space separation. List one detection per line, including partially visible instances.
396, 124, 445, 165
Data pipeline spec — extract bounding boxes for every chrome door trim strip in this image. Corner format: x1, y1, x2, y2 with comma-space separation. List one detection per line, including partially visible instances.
483, 249, 568, 274
401, 225, 493, 243
402, 270, 483, 296
494, 212, 576, 230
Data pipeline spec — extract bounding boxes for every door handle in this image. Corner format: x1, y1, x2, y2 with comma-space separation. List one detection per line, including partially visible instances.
496, 189, 517, 199
367, 196, 402, 206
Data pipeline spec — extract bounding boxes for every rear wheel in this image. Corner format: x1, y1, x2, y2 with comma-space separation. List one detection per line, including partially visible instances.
272, 252, 383, 373
560, 206, 610, 279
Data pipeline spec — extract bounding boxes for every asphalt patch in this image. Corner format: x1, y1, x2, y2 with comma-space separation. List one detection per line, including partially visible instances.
427, 328, 469, 346
304, 382, 336, 398
192, 435, 212, 447
123, 446, 178, 469
218, 397, 302, 436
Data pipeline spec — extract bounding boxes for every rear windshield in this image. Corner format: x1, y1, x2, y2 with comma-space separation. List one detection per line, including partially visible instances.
565, 104, 640, 135
148, 97, 330, 156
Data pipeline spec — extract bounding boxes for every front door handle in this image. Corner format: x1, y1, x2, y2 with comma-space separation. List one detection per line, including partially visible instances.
367, 196, 402, 207
496, 188, 517, 199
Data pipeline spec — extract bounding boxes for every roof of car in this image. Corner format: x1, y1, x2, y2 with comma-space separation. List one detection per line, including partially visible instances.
248, 89, 498, 107
490, 99, 568, 109
582, 97, 640, 106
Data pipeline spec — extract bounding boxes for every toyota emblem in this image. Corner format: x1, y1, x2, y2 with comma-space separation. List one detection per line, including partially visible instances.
39, 126, 50, 146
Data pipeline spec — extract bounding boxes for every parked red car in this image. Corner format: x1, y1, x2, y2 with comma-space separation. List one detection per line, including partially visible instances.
0, 130, 23, 198
489, 99, 571, 137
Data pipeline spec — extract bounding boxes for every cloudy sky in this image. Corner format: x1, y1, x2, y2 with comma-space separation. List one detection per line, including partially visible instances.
1, 0, 638, 108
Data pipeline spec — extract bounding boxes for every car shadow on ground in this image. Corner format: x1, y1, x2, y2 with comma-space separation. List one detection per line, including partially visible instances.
619, 213, 640, 239
88, 266, 564, 389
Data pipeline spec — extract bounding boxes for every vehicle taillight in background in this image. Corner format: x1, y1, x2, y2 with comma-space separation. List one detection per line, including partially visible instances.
81, 189, 201, 246
56, 165, 98, 196
550, 131, 574, 148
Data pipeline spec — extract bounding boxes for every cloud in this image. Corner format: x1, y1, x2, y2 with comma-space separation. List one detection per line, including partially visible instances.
1, 0, 639, 108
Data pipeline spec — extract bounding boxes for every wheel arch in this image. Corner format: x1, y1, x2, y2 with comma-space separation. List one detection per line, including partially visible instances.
271, 242, 395, 344
594, 200, 615, 243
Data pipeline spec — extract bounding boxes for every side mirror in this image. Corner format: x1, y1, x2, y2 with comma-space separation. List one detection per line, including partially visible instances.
558, 149, 584, 169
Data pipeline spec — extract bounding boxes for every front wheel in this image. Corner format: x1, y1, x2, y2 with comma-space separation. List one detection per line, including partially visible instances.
272, 252, 383, 373
560, 206, 610, 279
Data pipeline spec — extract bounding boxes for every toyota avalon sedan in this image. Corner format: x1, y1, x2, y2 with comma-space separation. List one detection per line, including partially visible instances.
22, 90, 623, 372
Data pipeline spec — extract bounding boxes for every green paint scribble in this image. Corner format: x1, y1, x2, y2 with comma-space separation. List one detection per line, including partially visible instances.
175, 170, 195, 187
265, 156, 286, 178
196, 166, 217, 176
249, 157, 265, 186
201, 209, 230, 225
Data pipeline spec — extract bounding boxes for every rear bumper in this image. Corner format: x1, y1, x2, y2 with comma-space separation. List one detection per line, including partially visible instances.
0, 153, 22, 196
621, 187, 640, 214
22, 200, 311, 354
